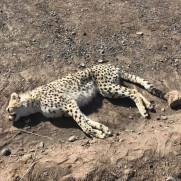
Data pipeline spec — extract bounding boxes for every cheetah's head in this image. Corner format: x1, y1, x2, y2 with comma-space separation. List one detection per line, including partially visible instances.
6, 92, 28, 122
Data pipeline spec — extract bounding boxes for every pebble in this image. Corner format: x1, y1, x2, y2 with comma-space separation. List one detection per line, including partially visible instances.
50, 11, 57, 16
21, 154, 32, 163
98, 59, 104, 63
71, 31, 76, 36
80, 63, 85, 68
29, 148, 35, 152
68, 136, 77, 142
83, 32, 87, 36
167, 90, 181, 108
165, 176, 176, 181
46, 54, 51, 58
38, 142, 44, 148
169, 120, 174, 124
161, 108, 165, 112
124, 168, 135, 177
119, 138, 124, 142
1, 148, 11, 156
161, 115, 168, 120
136, 32, 143, 35
121, 40, 126, 46
18, 148, 24, 152
81, 140, 90, 146
99, 49, 105, 55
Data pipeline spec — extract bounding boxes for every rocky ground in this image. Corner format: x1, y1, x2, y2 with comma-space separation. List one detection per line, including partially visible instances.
0, 0, 181, 180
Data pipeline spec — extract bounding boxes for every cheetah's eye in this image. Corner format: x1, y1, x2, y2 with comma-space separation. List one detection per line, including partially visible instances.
11, 93, 20, 100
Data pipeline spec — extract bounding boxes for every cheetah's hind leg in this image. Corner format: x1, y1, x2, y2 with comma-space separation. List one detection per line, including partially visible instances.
99, 84, 149, 118
62, 99, 111, 138
138, 92, 155, 111
133, 87, 155, 111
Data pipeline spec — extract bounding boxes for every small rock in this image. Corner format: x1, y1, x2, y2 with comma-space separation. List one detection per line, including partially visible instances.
121, 40, 126, 45
136, 32, 144, 35
161, 115, 168, 120
90, 139, 97, 144
68, 136, 77, 142
98, 59, 104, 63
159, 59, 164, 62
83, 32, 87, 36
119, 138, 124, 142
21, 154, 32, 163
99, 49, 104, 55
43, 172, 48, 176
17, 148, 24, 152
46, 54, 51, 58
71, 31, 76, 36
124, 168, 135, 178
80, 63, 85, 68
38, 142, 44, 148
129, 116, 133, 119
165, 176, 176, 181
41, 149, 45, 153
161, 108, 165, 112
169, 120, 174, 124
162, 45, 167, 50
29, 148, 35, 152
50, 11, 57, 16
81, 140, 90, 146
166, 90, 181, 109
1, 148, 11, 156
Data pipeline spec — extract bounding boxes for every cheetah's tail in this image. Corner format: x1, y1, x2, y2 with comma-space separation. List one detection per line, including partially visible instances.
120, 71, 166, 100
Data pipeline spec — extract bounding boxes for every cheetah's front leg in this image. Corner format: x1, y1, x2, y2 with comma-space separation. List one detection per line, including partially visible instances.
62, 99, 112, 138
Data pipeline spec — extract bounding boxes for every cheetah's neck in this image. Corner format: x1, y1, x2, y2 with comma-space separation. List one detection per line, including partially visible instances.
20, 92, 41, 114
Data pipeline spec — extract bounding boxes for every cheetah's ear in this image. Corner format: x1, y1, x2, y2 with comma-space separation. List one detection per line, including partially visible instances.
10, 92, 20, 100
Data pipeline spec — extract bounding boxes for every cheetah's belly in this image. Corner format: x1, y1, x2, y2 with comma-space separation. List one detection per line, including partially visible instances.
66, 83, 98, 107
41, 106, 64, 118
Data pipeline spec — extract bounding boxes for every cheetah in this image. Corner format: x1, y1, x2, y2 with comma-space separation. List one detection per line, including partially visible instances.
6, 64, 166, 138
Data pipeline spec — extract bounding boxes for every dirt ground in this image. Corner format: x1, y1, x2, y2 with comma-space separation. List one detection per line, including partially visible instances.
0, 0, 181, 180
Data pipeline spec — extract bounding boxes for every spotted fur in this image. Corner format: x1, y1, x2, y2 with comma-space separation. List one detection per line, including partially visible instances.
6, 64, 166, 138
